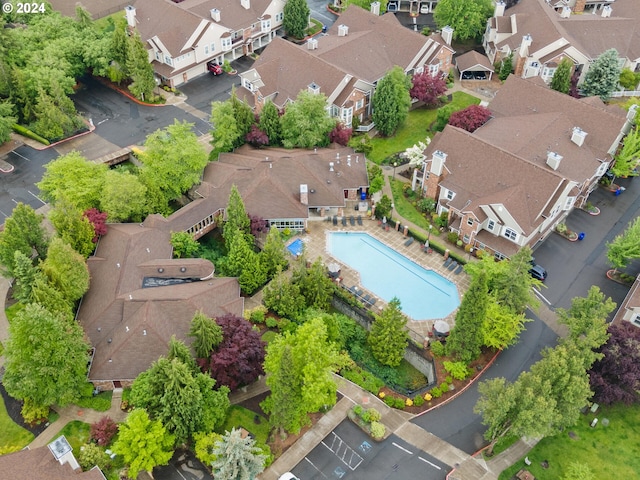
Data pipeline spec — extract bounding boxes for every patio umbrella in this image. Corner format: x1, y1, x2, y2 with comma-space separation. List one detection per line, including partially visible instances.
382, 216, 387, 224
327, 263, 340, 274
433, 320, 450, 335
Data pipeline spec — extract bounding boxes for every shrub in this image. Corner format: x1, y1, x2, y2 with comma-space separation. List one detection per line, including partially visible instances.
341, 365, 385, 394
354, 405, 364, 416
430, 340, 446, 357
443, 361, 471, 381
417, 198, 436, 213
249, 306, 267, 324
265, 317, 278, 329
383, 395, 395, 407
413, 394, 424, 407
78, 443, 110, 471
348, 134, 373, 156
367, 408, 381, 422
430, 386, 442, 398
12, 124, 50, 145
370, 421, 385, 439
440, 382, 450, 393
91, 416, 118, 446
394, 397, 406, 409
447, 232, 459, 244
445, 376, 453, 384
405, 398, 413, 407
21, 400, 49, 425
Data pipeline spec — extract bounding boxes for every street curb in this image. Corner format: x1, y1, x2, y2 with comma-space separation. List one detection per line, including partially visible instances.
14, 121, 96, 151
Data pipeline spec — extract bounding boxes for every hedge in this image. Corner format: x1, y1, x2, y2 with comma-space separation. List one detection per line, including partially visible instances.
406, 228, 467, 264
12, 124, 50, 145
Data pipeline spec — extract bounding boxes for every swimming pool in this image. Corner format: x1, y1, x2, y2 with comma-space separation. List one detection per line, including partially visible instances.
327, 232, 459, 320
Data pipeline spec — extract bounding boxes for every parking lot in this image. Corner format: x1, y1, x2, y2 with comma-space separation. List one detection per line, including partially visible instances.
289, 420, 450, 480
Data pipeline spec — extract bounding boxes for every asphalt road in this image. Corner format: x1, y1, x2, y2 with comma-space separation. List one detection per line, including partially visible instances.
291, 420, 451, 480
308, 0, 339, 30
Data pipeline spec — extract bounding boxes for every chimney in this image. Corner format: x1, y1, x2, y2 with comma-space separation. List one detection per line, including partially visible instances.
370, 1, 380, 15
241, 0, 250, 9
430, 150, 447, 176
441, 26, 454, 46
494, 1, 506, 17
560, 6, 571, 18
210, 8, 221, 22
124, 5, 136, 28
307, 38, 318, 50
601, 5, 612, 17
308, 82, 320, 94
300, 184, 308, 205
519, 34, 532, 57
571, 127, 588, 147
546, 151, 563, 170
573, 0, 586, 14
338, 24, 349, 37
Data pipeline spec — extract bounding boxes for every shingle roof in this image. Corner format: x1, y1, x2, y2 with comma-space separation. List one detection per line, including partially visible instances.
455, 50, 494, 72
185, 0, 274, 30
0, 444, 105, 480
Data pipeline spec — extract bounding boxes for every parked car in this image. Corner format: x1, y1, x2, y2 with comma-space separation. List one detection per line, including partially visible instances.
420, 4, 430, 13
461, 71, 474, 80
279, 474, 300, 480
473, 71, 487, 80
529, 264, 547, 281
207, 61, 223, 76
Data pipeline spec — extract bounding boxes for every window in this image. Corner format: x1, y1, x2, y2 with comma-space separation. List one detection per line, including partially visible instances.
261, 19, 271, 31
415, 66, 424, 74
204, 45, 209, 55
271, 219, 305, 232
356, 99, 364, 110
494, 251, 506, 261
564, 196, 575, 210
633, 314, 640, 327
463, 234, 470, 243
243, 78, 253, 91
155, 51, 161, 61
596, 163, 608, 176
467, 218, 474, 226
542, 67, 556, 79
446, 190, 454, 200
429, 64, 439, 76
503, 228, 517, 241
164, 55, 173, 66
211, 42, 215, 53
275, 12, 283, 22
487, 220, 495, 231
222, 37, 232, 49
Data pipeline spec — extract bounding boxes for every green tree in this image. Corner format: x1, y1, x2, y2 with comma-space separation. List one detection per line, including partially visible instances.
0, 202, 48, 277
292, 258, 335, 311
368, 298, 408, 367
100, 169, 147, 222
225, 231, 267, 294
210, 428, 266, 480
497, 53, 513, 82
112, 409, 175, 479
258, 100, 282, 146
126, 32, 156, 101
3, 303, 89, 412
167, 335, 199, 372
37, 151, 107, 211
446, 270, 489, 362
29, 271, 74, 319
0, 100, 16, 144
581, 48, 622, 100
211, 99, 239, 154
372, 66, 411, 137
130, 356, 230, 445
262, 344, 303, 434
12, 251, 38, 302
260, 227, 288, 278
607, 217, 640, 272
482, 300, 530, 350
282, 0, 310, 39
374, 194, 392, 220
611, 127, 640, 178
434, 0, 493, 41
194, 431, 223, 465
41, 237, 90, 304
263, 317, 340, 433
49, 198, 96, 258
367, 163, 384, 194
231, 88, 255, 146
280, 90, 336, 148
262, 268, 306, 319
171, 231, 201, 258
139, 120, 208, 212
189, 310, 224, 358
223, 185, 251, 246
550, 58, 573, 94
619, 68, 640, 90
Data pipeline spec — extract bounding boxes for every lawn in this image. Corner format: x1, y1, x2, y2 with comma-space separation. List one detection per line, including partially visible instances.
389, 178, 434, 231
368, 91, 481, 164
48, 420, 91, 454
0, 394, 34, 454
218, 405, 270, 446
498, 403, 640, 479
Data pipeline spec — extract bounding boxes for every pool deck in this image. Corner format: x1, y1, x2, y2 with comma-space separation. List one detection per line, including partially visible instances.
302, 216, 471, 342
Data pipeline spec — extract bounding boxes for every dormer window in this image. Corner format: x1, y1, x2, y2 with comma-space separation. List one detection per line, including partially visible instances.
446, 190, 454, 200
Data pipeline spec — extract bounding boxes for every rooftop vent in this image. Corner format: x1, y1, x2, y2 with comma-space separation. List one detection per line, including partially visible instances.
370, 1, 380, 15
210, 8, 221, 22
308, 82, 320, 94
241, 0, 250, 10
338, 24, 349, 37
546, 151, 563, 170
601, 5, 612, 17
571, 127, 588, 147
307, 38, 318, 50
329, 162, 334, 172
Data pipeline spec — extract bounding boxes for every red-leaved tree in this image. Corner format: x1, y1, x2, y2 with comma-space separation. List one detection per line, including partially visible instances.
83, 208, 108, 242
329, 123, 353, 146
246, 125, 269, 148
200, 314, 265, 391
90, 416, 118, 446
249, 214, 269, 237
409, 72, 447, 106
589, 322, 640, 405
448, 105, 492, 132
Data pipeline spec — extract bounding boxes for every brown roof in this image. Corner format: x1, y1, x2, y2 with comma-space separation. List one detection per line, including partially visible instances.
185, 0, 273, 31
0, 445, 105, 480
613, 275, 640, 324
429, 126, 566, 237
49, 0, 132, 18
182, 144, 368, 222
455, 50, 494, 72
77, 223, 243, 382
488, 75, 626, 160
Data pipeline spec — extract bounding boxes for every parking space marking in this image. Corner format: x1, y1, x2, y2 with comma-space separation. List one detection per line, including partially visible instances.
9, 151, 29, 162
359, 440, 372, 454
303, 456, 330, 479
392, 442, 414, 455
418, 457, 442, 470
27, 190, 45, 204
321, 432, 364, 470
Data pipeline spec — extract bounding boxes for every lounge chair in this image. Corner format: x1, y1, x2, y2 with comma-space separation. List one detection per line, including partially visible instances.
325, 216, 331, 222
454, 264, 463, 275
369, 298, 377, 307
342, 216, 347, 226
332, 215, 338, 225
404, 237, 414, 247
448, 260, 458, 271
362, 294, 371, 303
350, 216, 355, 225
443, 257, 452, 268
357, 215, 363, 225
348, 286, 357, 295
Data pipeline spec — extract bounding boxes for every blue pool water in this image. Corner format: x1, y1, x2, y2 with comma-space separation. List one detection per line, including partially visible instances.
287, 238, 304, 257
327, 233, 459, 320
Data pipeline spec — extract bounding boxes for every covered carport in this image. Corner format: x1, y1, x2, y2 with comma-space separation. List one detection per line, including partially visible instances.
455, 50, 494, 81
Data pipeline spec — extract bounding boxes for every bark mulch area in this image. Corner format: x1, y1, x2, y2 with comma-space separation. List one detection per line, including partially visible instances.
0, 380, 50, 437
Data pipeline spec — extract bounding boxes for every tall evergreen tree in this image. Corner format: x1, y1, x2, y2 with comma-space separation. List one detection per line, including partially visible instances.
0, 100, 17, 144
581, 48, 622, 100
126, 32, 156, 101
211, 428, 266, 480
550, 58, 573, 94
49, 198, 96, 258
372, 66, 411, 136
611, 127, 640, 178
189, 310, 224, 358
0, 202, 49, 277
607, 217, 640, 272
223, 185, 251, 246
260, 227, 287, 279
368, 298, 408, 367
292, 258, 335, 311
498, 53, 513, 81
446, 270, 489, 362
230, 88, 254, 147
282, 0, 310, 39
12, 251, 38, 303
258, 100, 282, 146
40, 237, 90, 304
262, 345, 303, 434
